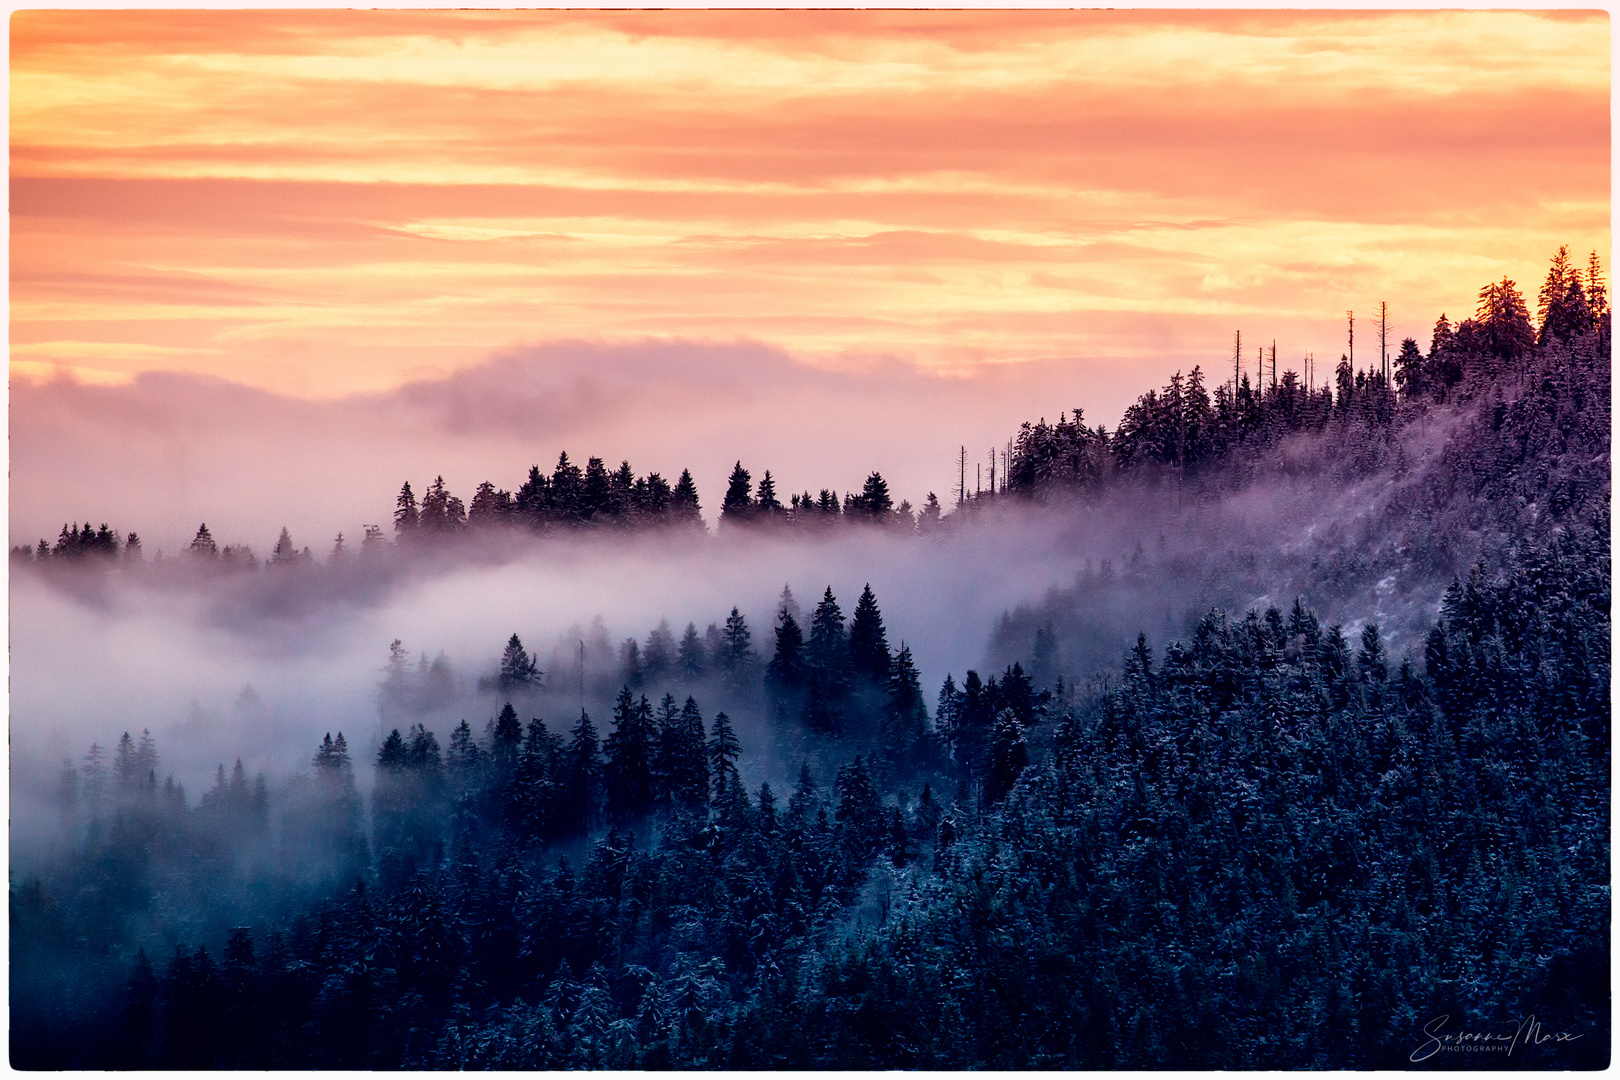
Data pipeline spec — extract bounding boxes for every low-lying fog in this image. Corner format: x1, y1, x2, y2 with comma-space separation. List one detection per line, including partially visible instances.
12, 397, 1472, 841
12, 523, 1067, 808
10, 338, 1154, 554
13, 360, 1502, 885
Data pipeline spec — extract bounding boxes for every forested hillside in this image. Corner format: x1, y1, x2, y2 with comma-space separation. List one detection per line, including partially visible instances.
11, 251, 1609, 1068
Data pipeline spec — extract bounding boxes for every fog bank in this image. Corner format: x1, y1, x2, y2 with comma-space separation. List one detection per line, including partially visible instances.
11, 338, 1152, 553
11, 522, 1085, 802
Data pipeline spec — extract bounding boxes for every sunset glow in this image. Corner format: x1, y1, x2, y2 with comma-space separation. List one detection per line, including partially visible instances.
12, 10, 1610, 398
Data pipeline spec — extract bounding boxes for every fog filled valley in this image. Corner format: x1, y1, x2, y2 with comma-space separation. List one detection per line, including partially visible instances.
10, 257, 1611, 1068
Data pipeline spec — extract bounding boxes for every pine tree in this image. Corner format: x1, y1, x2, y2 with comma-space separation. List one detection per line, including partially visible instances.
189, 523, 219, 558
997, 662, 1037, 726
447, 719, 480, 782
834, 756, 883, 856
987, 709, 1027, 802
81, 742, 106, 820
550, 452, 584, 523
604, 687, 655, 824
373, 728, 415, 882
678, 622, 705, 678
499, 633, 542, 691
1429, 312, 1454, 357
1426, 313, 1463, 389
491, 702, 524, 768
394, 482, 419, 536
620, 638, 644, 689
807, 587, 849, 680
708, 712, 742, 803
766, 609, 808, 692
1537, 245, 1589, 345
704, 622, 725, 670
670, 469, 704, 529
720, 608, 755, 680
136, 728, 158, 785
581, 457, 611, 522
721, 462, 753, 525
419, 475, 466, 533
1029, 623, 1059, 689
662, 696, 710, 812
788, 762, 819, 821
565, 709, 602, 837
880, 644, 929, 770
918, 492, 943, 533
636, 471, 673, 523
649, 693, 679, 807
311, 731, 367, 882
847, 584, 890, 684
515, 463, 551, 526
756, 471, 782, 516
1357, 622, 1388, 684
887, 805, 909, 867
644, 619, 676, 680
1476, 276, 1535, 362
756, 781, 778, 838
115, 731, 140, 791
607, 460, 636, 523
269, 527, 298, 565
1586, 251, 1608, 329
935, 673, 963, 767
468, 480, 509, 526
854, 473, 893, 520
1393, 337, 1425, 398
516, 714, 561, 837
955, 671, 991, 783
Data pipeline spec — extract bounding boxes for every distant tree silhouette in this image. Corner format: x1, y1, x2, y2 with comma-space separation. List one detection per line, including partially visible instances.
847, 584, 890, 684
394, 482, 419, 536
721, 462, 753, 525
497, 634, 542, 692
188, 523, 219, 558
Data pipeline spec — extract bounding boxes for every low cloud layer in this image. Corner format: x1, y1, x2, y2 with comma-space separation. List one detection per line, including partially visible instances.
11, 338, 1151, 552
11, 521, 1097, 804
13, 390, 1476, 810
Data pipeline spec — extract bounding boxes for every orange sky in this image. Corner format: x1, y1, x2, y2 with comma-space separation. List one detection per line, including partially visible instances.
11, 9, 1610, 401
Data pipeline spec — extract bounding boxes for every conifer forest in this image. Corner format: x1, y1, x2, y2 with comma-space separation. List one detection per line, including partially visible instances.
10, 252, 1611, 1069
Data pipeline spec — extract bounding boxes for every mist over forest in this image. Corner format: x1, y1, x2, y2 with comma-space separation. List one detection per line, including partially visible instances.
11, 250, 1610, 1068
9, 339, 1150, 558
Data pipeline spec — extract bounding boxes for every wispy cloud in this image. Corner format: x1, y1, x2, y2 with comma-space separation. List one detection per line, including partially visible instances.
10, 10, 1608, 398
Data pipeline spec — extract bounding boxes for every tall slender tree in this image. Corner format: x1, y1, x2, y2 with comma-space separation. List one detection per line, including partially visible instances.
807, 588, 849, 681
662, 696, 710, 812
394, 482, 419, 536
756, 471, 782, 517
604, 688, 656, 825
498, 634, 542, 691
720, 608, 755, 684
564, 710, 601, 838
720, 463, 753, 525
847, 584, 890, 685
708, 712, 742, 804
670, 469, 703, 529
880, 644, 930, 770
678, 622, 705, 679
